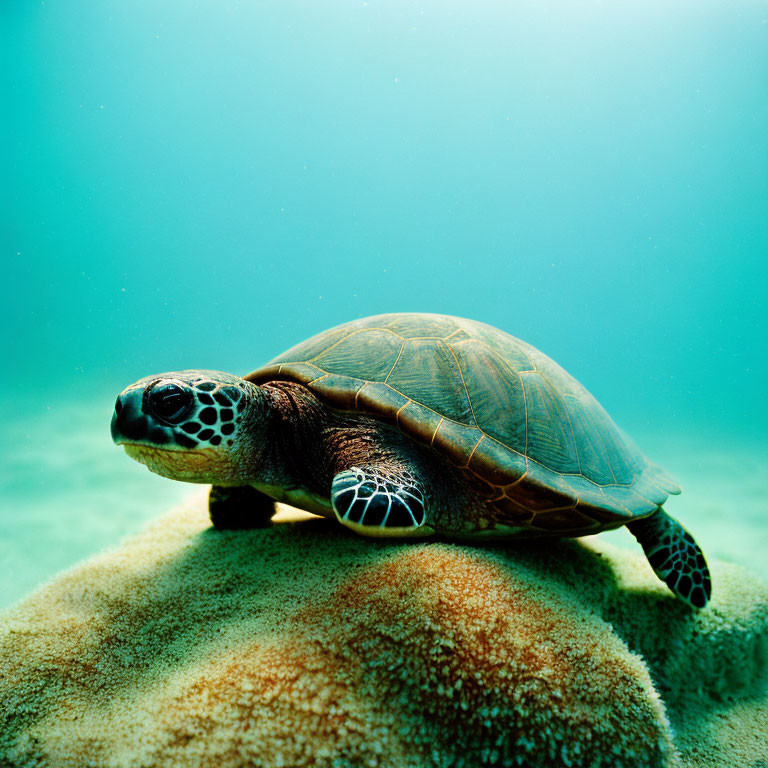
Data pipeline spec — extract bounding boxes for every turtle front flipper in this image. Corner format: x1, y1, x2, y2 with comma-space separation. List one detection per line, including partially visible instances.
209, 485, 276, 530
331, 466, 433, 537
628, 509, 712, 609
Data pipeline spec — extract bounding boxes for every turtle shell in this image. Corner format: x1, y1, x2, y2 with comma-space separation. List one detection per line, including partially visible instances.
246, 313, 680, 533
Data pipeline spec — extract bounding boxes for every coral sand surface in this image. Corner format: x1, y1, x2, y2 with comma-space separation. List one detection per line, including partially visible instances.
0, 493, 766, 768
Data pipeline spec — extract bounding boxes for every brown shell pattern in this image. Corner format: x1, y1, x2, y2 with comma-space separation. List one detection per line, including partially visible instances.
246, 313, 681, 532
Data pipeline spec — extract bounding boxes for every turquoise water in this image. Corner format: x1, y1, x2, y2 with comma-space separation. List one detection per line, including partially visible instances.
1, 0, 766, 608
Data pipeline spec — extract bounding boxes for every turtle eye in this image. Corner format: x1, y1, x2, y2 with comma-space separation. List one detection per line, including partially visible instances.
148, 382, 193, 424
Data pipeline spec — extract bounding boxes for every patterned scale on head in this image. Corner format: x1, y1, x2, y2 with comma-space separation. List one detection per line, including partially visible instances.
111, 370, 258, 483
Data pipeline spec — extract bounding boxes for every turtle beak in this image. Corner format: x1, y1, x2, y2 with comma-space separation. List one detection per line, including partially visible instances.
111, 387, 150, 445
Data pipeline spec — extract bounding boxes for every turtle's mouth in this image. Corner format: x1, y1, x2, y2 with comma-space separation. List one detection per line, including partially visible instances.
123, 443, 233, 483
123, 442, 205, 458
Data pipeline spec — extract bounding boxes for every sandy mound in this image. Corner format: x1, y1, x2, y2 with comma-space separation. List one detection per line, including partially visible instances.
0, 493, 766, 767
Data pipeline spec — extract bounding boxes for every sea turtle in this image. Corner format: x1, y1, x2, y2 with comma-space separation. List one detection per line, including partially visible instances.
111, 313, 711, 608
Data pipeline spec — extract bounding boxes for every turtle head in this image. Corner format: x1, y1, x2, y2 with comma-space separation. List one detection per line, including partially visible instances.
111, 370, 268, 484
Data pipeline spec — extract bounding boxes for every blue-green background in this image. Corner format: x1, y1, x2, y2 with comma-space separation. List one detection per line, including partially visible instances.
2, 0, 766, 607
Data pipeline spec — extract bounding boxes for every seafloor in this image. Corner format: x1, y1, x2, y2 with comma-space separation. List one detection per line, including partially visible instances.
1, 494, 766, 767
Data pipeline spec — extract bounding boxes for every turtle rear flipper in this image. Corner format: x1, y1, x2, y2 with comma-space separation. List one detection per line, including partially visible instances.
331, 466, 432, 537
629, 509, 712, 608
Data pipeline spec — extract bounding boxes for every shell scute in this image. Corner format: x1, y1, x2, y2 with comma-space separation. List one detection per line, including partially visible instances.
395, 400, 444, 447
356, 382, 408, 423
506, 469, 579, 513
563, 394, 619, 485
355, 313, 458, 339
273, 362, 323, 384
605, 484, 660, 517
303, 373, 364, 410
490, 496, 534, 526
467, 437, 527, 487
520, 370, 581, 475
431, 420, 484, 469
311, 329, 402, 382
449, 340, 527, 452
386, 339, 474, 425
